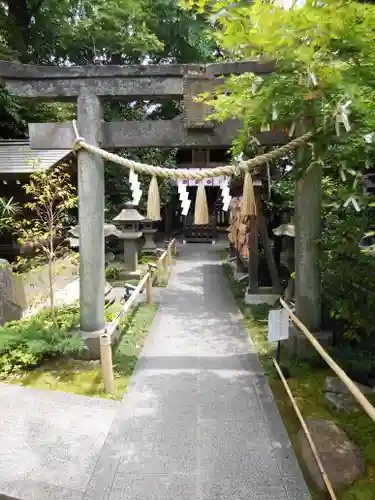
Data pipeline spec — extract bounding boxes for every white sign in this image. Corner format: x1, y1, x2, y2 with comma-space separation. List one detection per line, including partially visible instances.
268, 309, 289, 342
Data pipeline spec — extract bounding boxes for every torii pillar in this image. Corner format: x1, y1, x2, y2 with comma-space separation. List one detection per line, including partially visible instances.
77, 88, 106, 352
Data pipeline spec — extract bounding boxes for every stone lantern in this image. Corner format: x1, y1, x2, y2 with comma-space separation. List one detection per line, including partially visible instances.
112, 202, 145, 278
68, 223, 121, 301
141, 218, 158, 254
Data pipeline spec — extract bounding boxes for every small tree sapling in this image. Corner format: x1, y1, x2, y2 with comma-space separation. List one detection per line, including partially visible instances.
16, 164, 77, 310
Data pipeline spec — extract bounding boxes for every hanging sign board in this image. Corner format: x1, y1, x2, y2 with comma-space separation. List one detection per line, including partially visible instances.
268, 309, 289, 342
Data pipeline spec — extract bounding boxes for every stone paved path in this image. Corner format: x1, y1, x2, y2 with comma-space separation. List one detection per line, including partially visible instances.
0, 384, 119, 500
85, 243, 311, 500
0, 243, 311, 500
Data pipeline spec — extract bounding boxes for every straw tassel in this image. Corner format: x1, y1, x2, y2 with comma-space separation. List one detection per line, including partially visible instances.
241, 171, 256, 217
147, 175, 161, 221
194, 181, 209, 225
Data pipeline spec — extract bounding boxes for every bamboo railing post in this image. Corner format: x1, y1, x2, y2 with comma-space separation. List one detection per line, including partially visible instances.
163, 253, 168, 276
167, 243, 172, 270
146, 272, 153, 305
100, 333, 116, 394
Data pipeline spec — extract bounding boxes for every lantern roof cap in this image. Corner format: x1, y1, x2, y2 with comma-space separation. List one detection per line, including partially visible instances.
113, 203, 145, 223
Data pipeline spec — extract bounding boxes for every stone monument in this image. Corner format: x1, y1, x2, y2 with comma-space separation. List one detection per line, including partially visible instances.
0, 259, 23, 325
112, 203, 144, 279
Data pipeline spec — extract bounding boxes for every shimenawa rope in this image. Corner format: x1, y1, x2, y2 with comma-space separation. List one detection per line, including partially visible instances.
71, 120, 312, 180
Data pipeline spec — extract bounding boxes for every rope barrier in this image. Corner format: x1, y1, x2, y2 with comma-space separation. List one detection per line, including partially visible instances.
71, 119, 313, 180
273, 359, 337, 500
280, 297, 375, 422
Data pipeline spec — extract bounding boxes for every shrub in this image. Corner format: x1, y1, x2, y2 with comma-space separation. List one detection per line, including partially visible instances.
105, 266, 121, 280
0, 305, 85, 377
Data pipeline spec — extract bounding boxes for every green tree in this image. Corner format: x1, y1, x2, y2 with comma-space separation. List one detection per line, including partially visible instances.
183, 0, 375, 164
16, 164, 77, 310
0, 0, 214, 144
183, 0, 375, 338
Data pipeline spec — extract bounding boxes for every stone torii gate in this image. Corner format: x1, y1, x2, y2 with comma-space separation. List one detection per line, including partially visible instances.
0, 60, 321, 356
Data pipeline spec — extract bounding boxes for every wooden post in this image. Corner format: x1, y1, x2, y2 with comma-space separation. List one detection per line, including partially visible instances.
258, 215, 281, 292
248, 215, 259, 292
100, 334, 115, 394
163, 254, 168, 276
247, 187, 260, 293
167, 244, 172, 268
146, 273, 153, 305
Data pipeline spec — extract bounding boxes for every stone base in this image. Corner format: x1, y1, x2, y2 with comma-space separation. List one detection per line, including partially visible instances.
245, 287, 280, 306
284, 325, 333, 358
80, 329, 105, 360
142, 248, 158, 254
118, 269, 142, 280
234, 271, 248, 282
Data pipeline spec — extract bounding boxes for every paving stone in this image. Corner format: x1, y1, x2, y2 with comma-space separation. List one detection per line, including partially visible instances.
282, 477, 312, 500
198, 419, 282, 484
28, 456, 97, 492
0, 480, 84, 500
118, 415, 198, 474
83, 456, 120, 500
198, 370, 263, 421
109, 472, 196, 500
201, 480, 289, 500
128, 371, 199, 418
0, 452, 41, 482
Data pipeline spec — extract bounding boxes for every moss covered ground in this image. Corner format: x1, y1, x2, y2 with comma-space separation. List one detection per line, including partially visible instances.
4, 302, 157, 401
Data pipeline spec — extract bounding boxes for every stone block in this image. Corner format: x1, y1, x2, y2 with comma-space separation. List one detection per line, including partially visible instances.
79, 330, 104, 360
0, 259, 23, 324
324, 375, 374, 395
183, 74, 214, 129
245, 287, 279, 306
323, 376, 374, 413
284, 325, 333, 358
324, 392, 359, 413
297, 419, 365, 491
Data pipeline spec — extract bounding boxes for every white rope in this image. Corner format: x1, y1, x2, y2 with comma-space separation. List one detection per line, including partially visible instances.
71, 120, 313, 180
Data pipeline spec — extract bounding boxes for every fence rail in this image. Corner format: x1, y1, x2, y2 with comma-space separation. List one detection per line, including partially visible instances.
279, 297, 375, 422
156, 238, 176, 282
276, 297, 375, 500
100, 238, 176, 393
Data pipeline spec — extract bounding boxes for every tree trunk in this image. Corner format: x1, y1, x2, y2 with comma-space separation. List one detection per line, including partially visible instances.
48, 215, 55, 311
7, 0, 32, 63
48, 258, 54, 311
